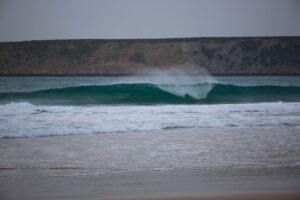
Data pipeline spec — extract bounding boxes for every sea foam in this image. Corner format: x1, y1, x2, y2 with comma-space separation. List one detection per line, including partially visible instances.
1, 102, 300, 138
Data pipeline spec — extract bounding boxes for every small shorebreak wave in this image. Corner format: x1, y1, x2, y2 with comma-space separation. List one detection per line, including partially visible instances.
0, 83, 300, 105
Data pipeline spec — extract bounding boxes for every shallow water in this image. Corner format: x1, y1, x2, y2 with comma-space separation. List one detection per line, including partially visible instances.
0, 127, 299, 179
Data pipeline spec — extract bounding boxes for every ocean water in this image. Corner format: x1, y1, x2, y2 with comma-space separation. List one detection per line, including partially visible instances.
1, 76, 300, 180
0, 76, 300, 138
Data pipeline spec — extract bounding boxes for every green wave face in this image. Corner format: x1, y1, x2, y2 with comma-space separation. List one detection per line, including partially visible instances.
208, 84, 300, 103
0, 83, 300, 105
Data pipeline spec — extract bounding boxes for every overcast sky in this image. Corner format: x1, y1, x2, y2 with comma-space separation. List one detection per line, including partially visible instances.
0, 0, 299, 41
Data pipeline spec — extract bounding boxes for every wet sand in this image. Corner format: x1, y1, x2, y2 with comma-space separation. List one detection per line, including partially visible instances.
1, 167, 300, 200
0, 127, 300, 199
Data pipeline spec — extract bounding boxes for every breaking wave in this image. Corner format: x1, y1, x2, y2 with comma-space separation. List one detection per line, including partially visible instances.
0, 83, 300, 105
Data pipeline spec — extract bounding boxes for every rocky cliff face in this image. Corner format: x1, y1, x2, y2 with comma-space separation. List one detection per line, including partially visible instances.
0, 37, 299, 75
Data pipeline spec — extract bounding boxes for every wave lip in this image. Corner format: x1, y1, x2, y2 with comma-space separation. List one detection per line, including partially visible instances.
0, 83, 300, 105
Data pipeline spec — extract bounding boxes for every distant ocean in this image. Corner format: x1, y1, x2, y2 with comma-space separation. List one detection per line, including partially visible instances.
0, 76, 300, 138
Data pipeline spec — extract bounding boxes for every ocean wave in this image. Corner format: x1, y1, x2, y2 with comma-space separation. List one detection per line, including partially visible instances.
0, 83, 300, 105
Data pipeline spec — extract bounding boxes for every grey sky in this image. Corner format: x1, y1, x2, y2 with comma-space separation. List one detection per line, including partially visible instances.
0, 0, 299, 41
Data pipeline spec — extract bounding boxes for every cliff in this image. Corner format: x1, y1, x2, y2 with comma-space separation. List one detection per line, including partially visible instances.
0, 37, 299, 75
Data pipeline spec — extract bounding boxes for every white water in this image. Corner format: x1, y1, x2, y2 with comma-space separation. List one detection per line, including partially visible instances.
1, 102, 300, 138
157, 84, 213, 99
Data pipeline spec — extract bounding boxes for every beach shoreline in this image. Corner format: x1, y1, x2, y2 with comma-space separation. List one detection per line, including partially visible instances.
1, 167, 299, 200
1, 127, 300, 199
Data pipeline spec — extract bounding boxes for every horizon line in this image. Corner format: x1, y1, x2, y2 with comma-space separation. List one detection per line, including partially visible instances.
1, 35, 300, 43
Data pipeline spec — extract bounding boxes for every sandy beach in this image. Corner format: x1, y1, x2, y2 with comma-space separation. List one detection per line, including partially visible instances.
1, 127, 300, 200
1, 168, 300, 200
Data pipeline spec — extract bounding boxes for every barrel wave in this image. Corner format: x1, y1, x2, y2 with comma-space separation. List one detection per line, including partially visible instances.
0, 83, 300, 105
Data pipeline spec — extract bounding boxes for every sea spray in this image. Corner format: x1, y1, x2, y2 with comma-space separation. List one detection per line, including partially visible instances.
157, 84, 212, 99
135, 66, 216, 99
